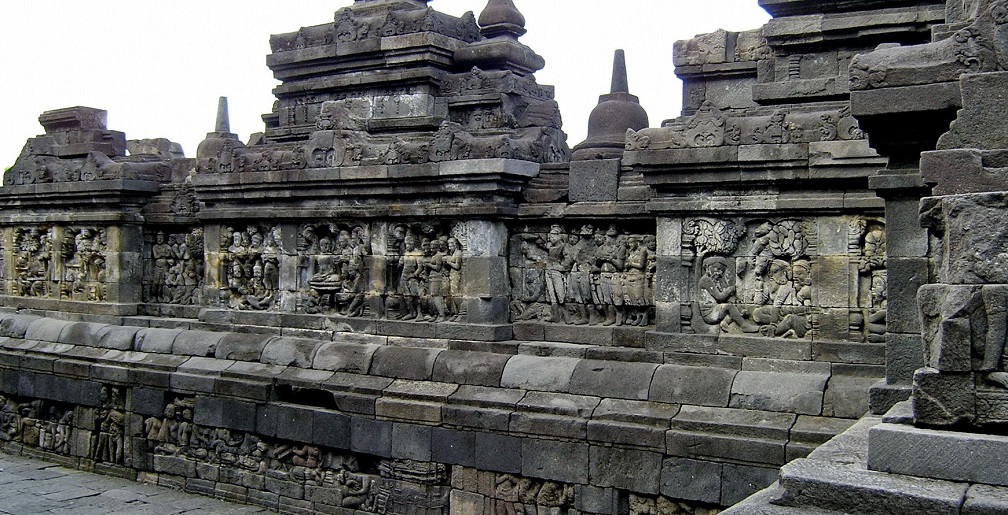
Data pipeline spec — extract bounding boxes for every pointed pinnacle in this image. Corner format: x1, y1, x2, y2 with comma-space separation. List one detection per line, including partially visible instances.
215, 96, 231, 133
610, 49, 629, 94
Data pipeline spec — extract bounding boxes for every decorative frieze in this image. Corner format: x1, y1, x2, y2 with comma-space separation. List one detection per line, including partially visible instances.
510, 223, 656, 327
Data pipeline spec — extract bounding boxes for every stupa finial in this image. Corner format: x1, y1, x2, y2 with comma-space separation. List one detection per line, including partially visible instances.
478, 0, 527, 39
215, 97, 230, 133
611, 49, 629, 94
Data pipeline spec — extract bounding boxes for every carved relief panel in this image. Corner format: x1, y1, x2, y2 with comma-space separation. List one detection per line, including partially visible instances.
58, 227, 108, 302
683, 218, 817, 339
509, 223, 657, 327
849, 219, 887, 343
143, 227, 205, 305
11, 226, 54, 298
381, 222, 464, 322
216, 224, 282, 311
297, 222, 372, 317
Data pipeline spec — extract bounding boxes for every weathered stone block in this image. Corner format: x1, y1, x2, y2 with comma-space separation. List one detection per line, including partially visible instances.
912, 367, 975, 426
729, 370, 827, 415
261, 337, 323, 368
215, 333, 274, 361
350, 417, 392, 458
569, 159, 620, 202
431, 427, 475, 466
368, 346, 441, 380
660, 457, 723, 505
313, 410, 350, 450
432, 350, 509, 387
589, 445, 662, 494
475, 432, 522, 474
522, 438, 589, 484
568, 359, 657, 400
500, 355, 580, 391
311, 342, 379, 374
172, 330, 225, 357
721, 463, 779, 506
133, 328, 182, 354
391, 423, 432, 462
650, 364, 736, 407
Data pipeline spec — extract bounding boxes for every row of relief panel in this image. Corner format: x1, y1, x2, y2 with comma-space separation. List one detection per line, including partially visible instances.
0, 215, 883, 343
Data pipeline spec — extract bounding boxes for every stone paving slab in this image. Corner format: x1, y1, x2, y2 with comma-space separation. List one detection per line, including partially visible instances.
0, 452, 268, 515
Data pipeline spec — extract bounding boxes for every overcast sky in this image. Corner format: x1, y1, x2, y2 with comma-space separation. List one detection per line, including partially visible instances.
0, 1, 770, 168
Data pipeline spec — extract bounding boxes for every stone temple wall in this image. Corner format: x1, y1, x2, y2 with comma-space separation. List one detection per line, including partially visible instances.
0, 0, 964, 512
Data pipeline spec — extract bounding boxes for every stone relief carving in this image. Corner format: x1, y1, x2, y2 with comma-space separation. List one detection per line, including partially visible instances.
90, 386, 126, 464
625, 103, 866, 151
12, 227, 53, 298
145, 228, 205, 305
5, 147, 171, 186
143, 396, 456, 514
298, 222, 371, 317
492, 474, 575, 515
686, 218, 816, 339
204, 99, 567, 173
0, 395, 73, 455
629, 493, 721, 515
849, 0, 1008, 91
510, 224, 656, 327
848, 219, 887, 343
219, 224, 281, 311
269, 7, 480, 53
441, 67, 554, 101
59, 227, 108, 302
384, 223, 464, 323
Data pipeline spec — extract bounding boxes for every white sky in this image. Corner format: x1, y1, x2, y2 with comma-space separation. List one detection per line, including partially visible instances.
0, 1, 770, 168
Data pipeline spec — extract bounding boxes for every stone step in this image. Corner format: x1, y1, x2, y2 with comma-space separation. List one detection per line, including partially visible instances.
775, 456, 968, 514
721, 486, 847, 514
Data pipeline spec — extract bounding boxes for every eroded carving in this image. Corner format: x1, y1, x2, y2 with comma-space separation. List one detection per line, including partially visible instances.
219, 224, 281, 311
145, 228, 204, 305
12, 227, 53, 298
687, 218, 816, 339
60, 227, 107, 301
90, 386, 125, 464
510, 224, 655, 327
298, 222, 371, 317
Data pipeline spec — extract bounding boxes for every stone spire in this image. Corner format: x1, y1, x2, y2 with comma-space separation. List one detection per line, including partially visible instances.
455, 0, 544, 76
215, 97, 230, 133
572, 50, 649, 161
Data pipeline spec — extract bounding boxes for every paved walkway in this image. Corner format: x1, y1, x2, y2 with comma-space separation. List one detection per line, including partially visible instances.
0, 453, 268, 514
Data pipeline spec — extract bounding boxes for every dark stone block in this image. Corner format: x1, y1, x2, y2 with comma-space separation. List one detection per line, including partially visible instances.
522, 438, 589, 484
475, 432, 522, 474
575, 485, 620, 515
391, 423, 432, 462
569, 359, 657, 400
432, 350, 510, 387
650, 364, 736, 407
368, 346, 441, 380
660, 457, 723, 505
431, 427, 475, 466
256, 404, 278, 438
78, 381, 105, 407
274, 404, 314, 444
194, 397, 225, 427
215, 333, 275, 361
721, 463, 779, 506
313, 410, 350, 450
569, 159, 620, 202
350, 417, 392, 458
589, 445, 662, 494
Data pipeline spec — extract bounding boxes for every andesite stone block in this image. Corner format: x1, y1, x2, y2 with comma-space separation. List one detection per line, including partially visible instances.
475, 432, 522, 474
522, 438, 589, 484
589, 445, 662, 494
650, 364, 736, 407
350, 417, 392, 458
660, 457, 723, 505
500, 354, 580, 391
